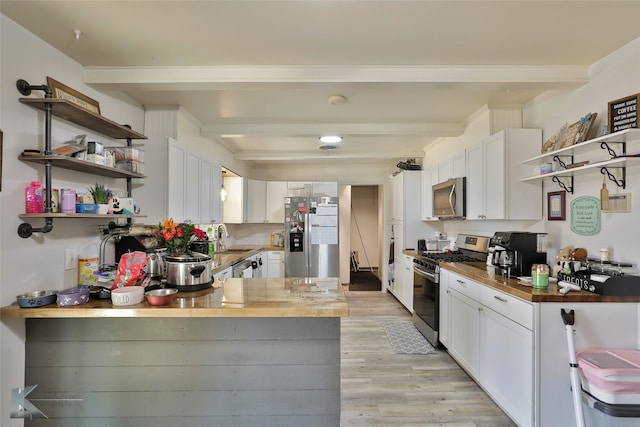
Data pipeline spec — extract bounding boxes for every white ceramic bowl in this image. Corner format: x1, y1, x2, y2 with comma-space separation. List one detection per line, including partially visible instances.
111, 286, 145, 306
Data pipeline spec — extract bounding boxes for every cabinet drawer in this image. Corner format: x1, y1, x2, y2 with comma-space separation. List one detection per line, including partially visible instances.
398, 253, 414, 265
480, 286, 533, 330
267, 251, 284, 260
448, 272, 480, 301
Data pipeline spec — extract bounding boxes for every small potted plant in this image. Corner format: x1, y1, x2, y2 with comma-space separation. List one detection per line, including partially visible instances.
89, 183, 110, 214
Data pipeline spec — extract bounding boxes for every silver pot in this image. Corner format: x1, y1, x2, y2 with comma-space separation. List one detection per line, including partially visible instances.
164, 251, 213, 291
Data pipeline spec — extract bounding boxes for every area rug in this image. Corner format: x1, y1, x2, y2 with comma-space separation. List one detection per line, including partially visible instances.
382, 321, 438, 355
349, 270, 381, 291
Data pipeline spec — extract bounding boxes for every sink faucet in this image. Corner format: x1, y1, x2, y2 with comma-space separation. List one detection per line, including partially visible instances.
216, 223, 229, 238
208, 223, 229, 252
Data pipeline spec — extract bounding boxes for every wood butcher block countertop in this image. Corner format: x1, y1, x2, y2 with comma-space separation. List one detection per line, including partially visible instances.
1, 277, 348, 319
442, 262, 640, 303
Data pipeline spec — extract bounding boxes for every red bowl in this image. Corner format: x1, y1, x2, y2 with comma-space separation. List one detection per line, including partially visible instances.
145, 288, 178, 306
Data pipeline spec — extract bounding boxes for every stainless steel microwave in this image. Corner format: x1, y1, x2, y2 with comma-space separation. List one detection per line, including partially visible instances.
432, 177, 466, 219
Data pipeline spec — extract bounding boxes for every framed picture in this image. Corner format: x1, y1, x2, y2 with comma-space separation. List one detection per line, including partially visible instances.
46, 76, 101, 115
548, 191, 566, 220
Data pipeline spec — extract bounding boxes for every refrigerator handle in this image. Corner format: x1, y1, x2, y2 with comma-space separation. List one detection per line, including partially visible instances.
305, 212, 311, 270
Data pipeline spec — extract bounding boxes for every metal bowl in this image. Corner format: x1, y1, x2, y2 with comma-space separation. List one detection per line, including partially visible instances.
145, 288, 178, 306
16, 290, 58, 308
57, 287, 90, 307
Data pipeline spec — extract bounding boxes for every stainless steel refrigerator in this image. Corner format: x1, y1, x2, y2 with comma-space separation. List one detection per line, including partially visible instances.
284, 196, 339, 278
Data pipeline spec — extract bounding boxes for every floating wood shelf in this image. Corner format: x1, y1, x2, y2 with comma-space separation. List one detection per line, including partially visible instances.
19, 154, 145, 179
19, 98, 146, 140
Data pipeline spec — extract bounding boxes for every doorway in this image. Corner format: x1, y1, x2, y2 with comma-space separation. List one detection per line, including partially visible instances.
349, 185, 382, 291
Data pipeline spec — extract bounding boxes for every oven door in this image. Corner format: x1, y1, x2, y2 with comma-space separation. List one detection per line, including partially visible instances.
412, 265, 439, 347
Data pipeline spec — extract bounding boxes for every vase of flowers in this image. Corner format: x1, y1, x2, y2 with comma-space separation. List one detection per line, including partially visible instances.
159, 218, 204, 255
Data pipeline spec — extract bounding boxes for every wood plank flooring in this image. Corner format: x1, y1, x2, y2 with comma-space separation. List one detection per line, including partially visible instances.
341, 289, 517, 427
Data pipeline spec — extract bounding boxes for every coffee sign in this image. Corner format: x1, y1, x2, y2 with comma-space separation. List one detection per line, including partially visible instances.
608, 93, 639, 133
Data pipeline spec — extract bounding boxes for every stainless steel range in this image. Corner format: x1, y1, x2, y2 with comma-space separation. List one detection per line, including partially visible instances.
412, 234, 490, 347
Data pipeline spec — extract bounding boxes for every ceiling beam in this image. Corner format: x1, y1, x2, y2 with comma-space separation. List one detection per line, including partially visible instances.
84, 65, 590, 87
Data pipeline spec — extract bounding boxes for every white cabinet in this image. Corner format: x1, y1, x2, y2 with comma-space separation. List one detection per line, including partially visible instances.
287, 181, 338, 197
421, 166, 439, 221
246, 180, 330, 223
438, 268, 450, 347
246, 179, 268, 223
383, 171, 424, 308
466, 129, 542, 220
448, 272, 480, 378
223, 176, 244, 224
213, 266, 232, 281
392, 251, 414, 311
437, 150, 466, 182
167, 138, 222, 224
167, 137, 187, 222
266, 250, 285, 278
266, 181, 288, 223
479, 287, 533, 427
442, 268, 534, 427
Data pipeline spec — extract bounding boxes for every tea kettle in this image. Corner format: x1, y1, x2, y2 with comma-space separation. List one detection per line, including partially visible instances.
146, 249, 166, 279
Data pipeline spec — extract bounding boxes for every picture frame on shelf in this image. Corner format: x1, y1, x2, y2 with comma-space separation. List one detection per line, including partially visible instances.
542, 123, 567, 153
46, 76, 101, 115
554, 113, 597, 150
548, 191, 566, 221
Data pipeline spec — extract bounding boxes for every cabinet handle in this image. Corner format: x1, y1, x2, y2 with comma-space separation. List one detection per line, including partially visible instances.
456, 279, 466, 285
493, 295, 508, 303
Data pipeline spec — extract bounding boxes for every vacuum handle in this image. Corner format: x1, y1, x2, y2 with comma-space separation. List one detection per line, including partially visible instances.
561, 308, 575, 326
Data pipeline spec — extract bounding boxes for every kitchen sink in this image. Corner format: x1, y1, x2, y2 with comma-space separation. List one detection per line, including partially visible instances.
215, 249, 254, 255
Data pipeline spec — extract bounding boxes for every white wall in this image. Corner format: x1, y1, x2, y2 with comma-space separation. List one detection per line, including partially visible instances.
1, 15, 146, 425
522, 37, 640, 267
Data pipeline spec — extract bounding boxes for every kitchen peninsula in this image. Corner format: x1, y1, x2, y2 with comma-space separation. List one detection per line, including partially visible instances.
1, 277, 348, 426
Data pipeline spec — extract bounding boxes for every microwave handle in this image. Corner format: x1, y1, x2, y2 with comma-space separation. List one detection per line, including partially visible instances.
449, 184, 456, 216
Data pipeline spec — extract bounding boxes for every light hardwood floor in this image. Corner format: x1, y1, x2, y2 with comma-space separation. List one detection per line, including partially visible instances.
341, 289, 517, 427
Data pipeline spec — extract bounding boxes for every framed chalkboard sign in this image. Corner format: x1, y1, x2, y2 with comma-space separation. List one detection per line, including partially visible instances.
608, 93, 639, 133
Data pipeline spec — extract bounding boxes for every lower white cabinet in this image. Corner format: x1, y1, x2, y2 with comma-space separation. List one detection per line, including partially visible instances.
438, 269, 450, 347
443, 269, 533, 427
479, 298, 533, 427
266, 250, 285, 278
391, 252, 414, 312
213, 266, 232, 281
448, 274, 480, 378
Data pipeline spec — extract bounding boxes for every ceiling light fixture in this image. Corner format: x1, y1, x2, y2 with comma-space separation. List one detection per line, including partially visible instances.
319, 135, 342, 144
328, 94, 348, 105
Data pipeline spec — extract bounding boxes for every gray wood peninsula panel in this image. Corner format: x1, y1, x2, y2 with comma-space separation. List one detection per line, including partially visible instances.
1, 278, 348, 427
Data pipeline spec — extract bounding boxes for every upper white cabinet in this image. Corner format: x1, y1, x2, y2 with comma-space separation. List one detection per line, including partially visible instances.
287, 181, 338, 197
246, 179, 268, 223
168, 138, 221, 224
421, 166, 439, 221
245, 180, 288, 223
466, 129, 542, 220
223, 176, 244, 224
437, 150, 466, 182
167, 138, 187, 222
266, 181, 288, 223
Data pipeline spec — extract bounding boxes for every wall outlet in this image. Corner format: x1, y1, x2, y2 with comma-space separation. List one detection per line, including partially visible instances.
65, 248, 78, 270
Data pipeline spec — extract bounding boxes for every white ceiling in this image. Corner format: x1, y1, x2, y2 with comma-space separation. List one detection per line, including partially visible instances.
4, 0, 640, 168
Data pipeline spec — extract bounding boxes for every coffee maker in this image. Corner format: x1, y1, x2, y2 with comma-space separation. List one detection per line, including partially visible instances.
489, 231, 547, 277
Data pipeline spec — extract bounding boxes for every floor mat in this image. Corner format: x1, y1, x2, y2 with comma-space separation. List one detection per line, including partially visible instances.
349, 270, 381, 291
382, 321, 438, 355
